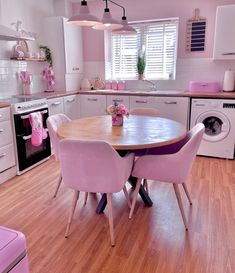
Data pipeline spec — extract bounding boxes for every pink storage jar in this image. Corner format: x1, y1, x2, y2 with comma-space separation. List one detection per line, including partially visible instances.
189, 81, 220, 93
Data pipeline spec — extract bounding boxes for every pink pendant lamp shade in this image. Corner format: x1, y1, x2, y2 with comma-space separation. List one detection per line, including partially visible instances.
112, 17, 137, 35
68, 0, 101, 27
93, 7, 122, 30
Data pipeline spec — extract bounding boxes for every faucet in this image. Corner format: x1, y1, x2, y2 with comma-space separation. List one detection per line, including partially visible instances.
143, 80, 157, 91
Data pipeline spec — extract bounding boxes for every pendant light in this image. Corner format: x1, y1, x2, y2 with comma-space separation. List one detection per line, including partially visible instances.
109, 0, 137, 35
68, 0, 101, 27
92, 0, 122, 31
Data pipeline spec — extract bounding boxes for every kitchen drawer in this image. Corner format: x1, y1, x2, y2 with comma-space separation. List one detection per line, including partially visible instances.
0, 144, 15, 173
130, 96, 155, 109
0, 120, 13, 147
80, 95, 106, 117
48, 98, 64, 116
0, 107, 11, 122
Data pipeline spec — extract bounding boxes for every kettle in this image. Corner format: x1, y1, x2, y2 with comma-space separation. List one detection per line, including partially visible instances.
81, 78, 91, 90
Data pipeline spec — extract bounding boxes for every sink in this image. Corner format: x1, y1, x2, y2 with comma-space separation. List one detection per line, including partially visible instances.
125, 89, 184, 94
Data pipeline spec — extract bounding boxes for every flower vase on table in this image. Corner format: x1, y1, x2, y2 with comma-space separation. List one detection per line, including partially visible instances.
107, 101, 129, 127
112, 114, 124, 126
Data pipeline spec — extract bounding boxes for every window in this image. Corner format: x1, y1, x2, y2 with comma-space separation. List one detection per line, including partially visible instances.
109, 18, 179, 81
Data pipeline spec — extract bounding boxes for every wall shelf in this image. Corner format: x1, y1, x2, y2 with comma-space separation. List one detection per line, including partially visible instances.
10, 57, 46, 62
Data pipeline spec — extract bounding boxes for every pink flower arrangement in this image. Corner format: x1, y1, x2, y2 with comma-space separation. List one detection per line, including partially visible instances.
107, 101, 129, 117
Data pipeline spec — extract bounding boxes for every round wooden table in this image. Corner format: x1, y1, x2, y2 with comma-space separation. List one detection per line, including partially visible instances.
57, 115, 187, 213
57, 115, 187, 150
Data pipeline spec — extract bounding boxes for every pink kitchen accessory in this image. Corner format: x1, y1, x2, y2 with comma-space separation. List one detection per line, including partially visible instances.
29, 112, 47, 147
189, 81, 220, 93
19, 71, 33, 95
42, 67, 55, 92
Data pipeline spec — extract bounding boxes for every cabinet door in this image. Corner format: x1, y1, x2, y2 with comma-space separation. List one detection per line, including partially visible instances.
0, 144, 15, 173
107, 95, 129, 109
213, 5, 235, 59
154, 97, 189, 127
63, 18, 83, 74
63, 95, 80, 119
0, 120, 13, 147
48, 98, 64, 116
130, 96, 155, 110
80, 95, 106, 117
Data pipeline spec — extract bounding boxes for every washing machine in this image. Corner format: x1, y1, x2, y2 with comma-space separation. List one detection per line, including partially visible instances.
190, 98, 235, 159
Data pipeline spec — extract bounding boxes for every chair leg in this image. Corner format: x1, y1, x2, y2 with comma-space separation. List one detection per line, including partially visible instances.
143, 179, 149, 194
107, 193, 115, 246
182, 183, 192, 205
173, 184, 188, 230
65, 190, 80, 238
123, 185, 131, 209
129, 178, 143, 219
84, 192, 88, 205
53, 173, 62, 198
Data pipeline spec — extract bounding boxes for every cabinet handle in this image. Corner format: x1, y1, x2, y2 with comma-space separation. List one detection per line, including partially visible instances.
66, 98, 75, 103
0, 153, 6, 158
52, 102, 61, 106
72, 67, 80, 71
23, 135, 32, 140
135, 100, 147, 104
222, 52, 235, 56
112, 99, 123, 103
88, 98, 98, 102
0, 129, 3, 133
21, 110, 48, 120
164, 101, 177, 105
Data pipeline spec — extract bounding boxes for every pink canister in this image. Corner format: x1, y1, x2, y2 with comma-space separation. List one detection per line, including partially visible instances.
189, 81, 220, 93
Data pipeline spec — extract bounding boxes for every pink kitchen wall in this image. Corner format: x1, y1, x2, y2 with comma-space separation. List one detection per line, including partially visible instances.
72, 0, 235, 62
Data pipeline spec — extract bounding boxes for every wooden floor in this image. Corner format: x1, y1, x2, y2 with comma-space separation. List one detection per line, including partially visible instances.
0, 156, 235, 273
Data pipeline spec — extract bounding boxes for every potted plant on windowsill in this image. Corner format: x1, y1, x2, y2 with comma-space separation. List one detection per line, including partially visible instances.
137, 47, 146, 80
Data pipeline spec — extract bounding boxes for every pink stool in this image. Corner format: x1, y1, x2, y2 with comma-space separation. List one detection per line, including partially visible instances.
0, 226, 29, 273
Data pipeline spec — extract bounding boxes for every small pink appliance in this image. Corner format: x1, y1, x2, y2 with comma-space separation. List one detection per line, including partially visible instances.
189, 81, 220, 93
0, 226, 30, 273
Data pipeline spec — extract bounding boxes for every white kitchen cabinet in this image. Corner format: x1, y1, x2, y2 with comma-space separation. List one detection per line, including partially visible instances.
0, 107, 16, 184
213, 5, 235, 60
130, 96, 156, 110
48, 97, 64, 116
80, 95, 107, 117
106, 95, 129, 109
63, 95, 80, 119
154, 97, 189, 127
43, 16, 83, 91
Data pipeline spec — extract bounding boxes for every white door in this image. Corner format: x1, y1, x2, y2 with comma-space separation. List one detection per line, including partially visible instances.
107, 95, 129, 110
130, 96, 155, 110
80, 95, 107, 117
48, 98, 64, 116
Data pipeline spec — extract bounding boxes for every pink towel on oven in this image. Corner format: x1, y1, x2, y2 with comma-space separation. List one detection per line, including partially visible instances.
29, 112, 47, 147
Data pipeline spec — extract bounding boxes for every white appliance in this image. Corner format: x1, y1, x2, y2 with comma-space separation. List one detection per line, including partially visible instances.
190, 98, 235, 159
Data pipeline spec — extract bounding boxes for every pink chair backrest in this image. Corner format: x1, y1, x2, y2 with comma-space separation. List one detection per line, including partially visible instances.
46, 114, 71, 161
130, 108, 160, 117
59, 139, 134, 193
132, 123, 205, 183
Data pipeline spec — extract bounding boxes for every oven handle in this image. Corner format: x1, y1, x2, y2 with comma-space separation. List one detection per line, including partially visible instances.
22, 129, 48, 140
21, 110, 48, 120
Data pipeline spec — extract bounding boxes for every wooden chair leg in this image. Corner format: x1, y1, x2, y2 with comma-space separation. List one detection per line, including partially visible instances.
53, 173, 62, 198
123, 185, 131, 208
143, 179, 149, 194
182, 183, 192, 205
173, 184, 188, 230
129, 178, 143, 219
65, 190, 79, 238
84, 192, 88, 205
107, 193, 115, 246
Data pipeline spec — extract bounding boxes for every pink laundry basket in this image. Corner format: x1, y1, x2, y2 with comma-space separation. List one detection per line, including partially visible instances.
0, 226, 30, 273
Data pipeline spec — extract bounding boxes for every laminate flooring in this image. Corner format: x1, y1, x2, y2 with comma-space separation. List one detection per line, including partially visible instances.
0, 156, 234, 273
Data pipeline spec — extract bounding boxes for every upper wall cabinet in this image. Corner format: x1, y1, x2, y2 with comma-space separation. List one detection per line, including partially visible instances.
213, 5, 235, 60
43, 17, 83, 91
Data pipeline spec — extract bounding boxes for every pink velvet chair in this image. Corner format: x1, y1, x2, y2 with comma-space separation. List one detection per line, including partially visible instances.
59, 139, 135, 246
46, 114, 71, 197
129, 123, 205, 230
130, 107, 160, 192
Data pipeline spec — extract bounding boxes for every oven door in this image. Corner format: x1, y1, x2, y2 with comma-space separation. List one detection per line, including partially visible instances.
13, 108, 51, 172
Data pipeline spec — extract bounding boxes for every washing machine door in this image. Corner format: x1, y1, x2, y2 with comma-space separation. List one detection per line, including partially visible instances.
196, 111, 230, 142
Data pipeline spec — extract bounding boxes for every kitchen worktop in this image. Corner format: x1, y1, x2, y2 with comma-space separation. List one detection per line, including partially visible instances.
0, 89, 235, 107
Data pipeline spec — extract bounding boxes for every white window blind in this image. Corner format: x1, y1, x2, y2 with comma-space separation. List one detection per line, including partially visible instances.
110, 19, 178, 80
